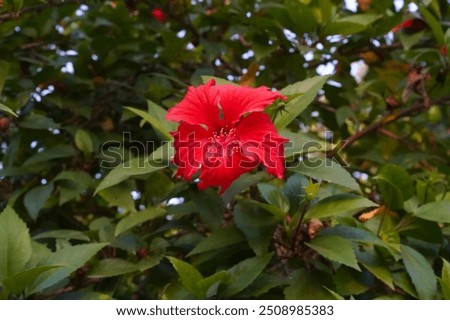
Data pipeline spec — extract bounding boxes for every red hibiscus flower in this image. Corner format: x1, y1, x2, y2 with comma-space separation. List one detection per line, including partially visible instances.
152, 8, 167, 23
166, 79, 288, 193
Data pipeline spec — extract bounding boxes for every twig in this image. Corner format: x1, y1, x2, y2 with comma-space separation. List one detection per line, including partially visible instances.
290, 203, 308, 250
20, 41, 45, 50
327, 100, 427, 158
218, 56, 242, 75
378, 128, 419, 150
0, 0, 82, 22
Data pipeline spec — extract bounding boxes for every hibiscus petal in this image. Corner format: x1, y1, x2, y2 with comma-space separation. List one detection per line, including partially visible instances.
171, 123, 210, 180
166, 79, 221, 131
217, 84, 287, 125
235, 112, 288, 179
198, 151, 256, 194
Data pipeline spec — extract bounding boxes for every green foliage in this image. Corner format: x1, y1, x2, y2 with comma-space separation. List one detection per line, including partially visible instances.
0, 0, 449, 300
275, 76, 329, 129
0, 206, 32, 282
306, 235, 360, 270
305, 194, 378, 219
400, 245, 437, 300
290, 157, 361, 192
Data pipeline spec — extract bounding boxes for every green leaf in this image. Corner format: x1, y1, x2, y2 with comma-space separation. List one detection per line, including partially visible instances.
290, 157, 361, 192
187, 225, 245, 256
115, 207, 166, 236
323, 287, 345, 300
167, 257, 204, 299
58, 186, 81, 206
90, 217, 114, 243
325, 14, 380, 35
233, 201, 279, 255
151, 142, 175, 162
284, 269, 336, 299
53, 171, 93, 205
237, 273, 285, 298
378, 215, 401, 257
74, 129, 94, 156
100, 240, 164, 274
285, 1, 315, 34
248, 200, 286, 220
28, 243, 107, 295
334, 267, 369, 295
33, 229, 90, 242
0, 103, 17, 117
376, 179, 404, 210
23, 183, 54, 220
0, 60, 9, 94
375, 164, 414, 210
53, 170, 93, 187
3, 266, 62, 295
221, 171, 268, 205
282, 130, 327, 158
26, 241, 52, 270
392, 271, 418, 298
400, 245, 437, 300
221, 254, 272, 297
283, 173, 308, 213
257, 183, 290, 213
305, 194, 378, 219
399, 30, 426, 51
23, 145, 76, 166
397, 216, 442, 244
0, 206, 32, 281
413, 201, 450, 223
98, 181, 136, 213
88, 258, 138, 278
144, 171, 174, 201
95, 155, 167, 194
137, 255, 162, 272
275, 75, 329, 130
419, 6, 445, 45
306, 235, 360, 270
319, 226, 386, 248
19, 113, 60, 130
125, 102, 175, 141
445, 28, 450, 47
192, 189, 224, 230
198, 271, 227, 298
356, 246, 394, 290
415, 180, 436, 204
440, 258, 450, 300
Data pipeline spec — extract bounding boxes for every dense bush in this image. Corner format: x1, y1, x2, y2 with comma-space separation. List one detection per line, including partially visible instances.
0, 0, 449, 299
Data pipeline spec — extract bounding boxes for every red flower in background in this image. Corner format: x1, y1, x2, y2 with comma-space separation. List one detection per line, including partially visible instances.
392, 18, 426, 33
166, 79, 288, 193
152, 8, 166, 23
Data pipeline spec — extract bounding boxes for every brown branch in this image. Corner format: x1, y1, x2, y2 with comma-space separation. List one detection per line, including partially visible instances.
327, 100, 427, 158
378, 128, 419, 150
0, 0, 82, 22
218, 56, 242, 76
20, 40, 45, 50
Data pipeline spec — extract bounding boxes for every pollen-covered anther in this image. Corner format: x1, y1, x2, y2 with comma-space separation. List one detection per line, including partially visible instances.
212, 127, 237, 142
229, 144, 240, 156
